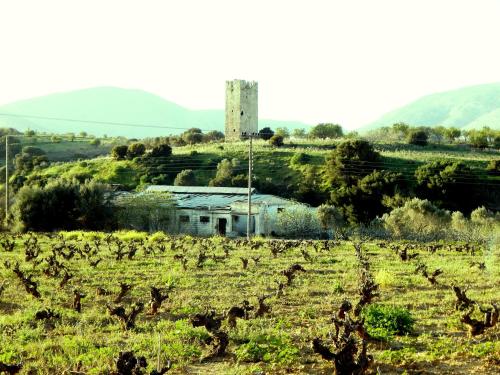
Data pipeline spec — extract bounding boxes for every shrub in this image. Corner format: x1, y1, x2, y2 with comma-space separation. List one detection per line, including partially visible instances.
309, 123, 343, 139
21, 146, 46, 156
273, 205, 322, 238
150, 143, 172, 158
269, 135, 284, 147
111, 145, 128, 160
325, 139, 380, 186
486, 159, 500, 175
290, 152, 310, 166
11, 179, 112, 232
126, 142, 146, 159
362, 304, 414, 340
469, 134, 488, 149
407, 130, 428, 146
234, 333, 299, 364
382, 198, 451, 240
174, 169, 197, 186
258, 127, 274, 140
204, 130, 224, 142
89, 138, 101, 147
415, 160, 480, 212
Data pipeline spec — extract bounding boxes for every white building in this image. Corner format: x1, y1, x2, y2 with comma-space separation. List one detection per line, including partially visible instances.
142, 185, 307, 237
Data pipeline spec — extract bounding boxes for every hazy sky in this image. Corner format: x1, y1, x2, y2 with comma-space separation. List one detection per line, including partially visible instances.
1, 0, 500, 129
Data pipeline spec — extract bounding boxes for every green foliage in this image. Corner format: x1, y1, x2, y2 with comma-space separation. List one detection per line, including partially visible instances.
382, 198, 451, 240
114, 191, 175, 232
89, 138, 101, 147
204, 130, 225, 142
126, 142, 146, 159
362, 304, 415, 340
291, 128, 306, 138
21, 146, 46, 156
273, 205, 322, 238
14, 153, 49, 174
269, 134, 284, 147
407, 129, 428, 146
111, 145, 128, 160
469, 134, 488, 149
174, 169, 197, 186
11, 179, 112, 232
258, 127, 274, 140
325, 139, 380, 186
149, 143, 172, 158
289, 152, 310, 166
309, 123, 343, 139
209, 158, 240, 187
415, 160, 481, 212
274, 127, 290, 138
234, 332, 299, 364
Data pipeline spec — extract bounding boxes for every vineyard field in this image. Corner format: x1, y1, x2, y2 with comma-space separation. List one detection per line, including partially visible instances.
0, 231, 498, 374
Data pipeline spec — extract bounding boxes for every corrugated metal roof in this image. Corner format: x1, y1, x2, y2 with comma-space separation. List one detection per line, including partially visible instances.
125, 185, 301, 210
146, 185, 255, 195
172, 193, 247, 209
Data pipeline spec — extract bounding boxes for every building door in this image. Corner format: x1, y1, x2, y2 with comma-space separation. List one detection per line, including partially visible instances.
218, 218, 227, 236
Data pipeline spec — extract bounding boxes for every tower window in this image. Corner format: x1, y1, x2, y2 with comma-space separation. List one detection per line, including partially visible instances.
240, 111, 244, 116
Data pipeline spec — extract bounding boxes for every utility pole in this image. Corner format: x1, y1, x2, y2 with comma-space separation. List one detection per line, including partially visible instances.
4, 135, 8, 223
246, 133, 253, 240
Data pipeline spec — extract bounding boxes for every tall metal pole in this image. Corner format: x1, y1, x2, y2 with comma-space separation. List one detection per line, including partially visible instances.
247, 133, 253, 240
5, 135, 8, 223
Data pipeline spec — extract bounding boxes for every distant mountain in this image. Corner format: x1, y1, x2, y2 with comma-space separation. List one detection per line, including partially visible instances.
0, 87, 311, 138
362, 83, 500, 132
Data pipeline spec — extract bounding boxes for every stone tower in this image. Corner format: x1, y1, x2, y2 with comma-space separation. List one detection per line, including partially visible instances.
225, 79, 258, 141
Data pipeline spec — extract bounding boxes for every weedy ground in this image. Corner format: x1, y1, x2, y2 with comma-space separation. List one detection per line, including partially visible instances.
0, 231, 498, 374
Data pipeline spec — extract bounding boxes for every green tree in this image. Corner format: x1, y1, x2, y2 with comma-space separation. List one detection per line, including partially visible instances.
415, 160, 480, 212
114, 191, 175, 232
392, 122, 410, 139
469, 133, 488, 148
205, 130, 224, 142
274, 127, 290, 138
258, 127, 274, 140
444, 127, 461, 143
309, 123, 343, 139
126, 142, 146, 159
407, 129, 428, 146
111, 145, 128, 160
209, 158, 239, 187
150, 143, 172, 158
174, 169, 197, 186
291, 128, 306, 138
325, 139, 380, 186
486, 159, 500, 175
89, 138, 101, 147
269, 134, 284, 147
11, 179, 111, 232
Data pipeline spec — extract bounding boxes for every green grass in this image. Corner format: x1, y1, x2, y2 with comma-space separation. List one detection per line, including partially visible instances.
0, 232, 498, 374
22, 138, 499, 193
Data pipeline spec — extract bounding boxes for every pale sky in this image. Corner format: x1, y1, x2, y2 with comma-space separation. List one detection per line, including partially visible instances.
1, 0, 500, 129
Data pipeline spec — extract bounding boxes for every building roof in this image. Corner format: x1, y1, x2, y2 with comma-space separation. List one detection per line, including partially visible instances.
140, 185, 297, 210
145, 185, 255, 195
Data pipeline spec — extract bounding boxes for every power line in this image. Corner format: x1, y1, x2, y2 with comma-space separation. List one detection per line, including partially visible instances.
0, 112, 225, 133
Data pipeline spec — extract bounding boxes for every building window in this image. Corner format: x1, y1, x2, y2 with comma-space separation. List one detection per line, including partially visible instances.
232, 215, 239, 222
200, 216, 210, 224
180, 215, 190, 223
240, 111, 244, 116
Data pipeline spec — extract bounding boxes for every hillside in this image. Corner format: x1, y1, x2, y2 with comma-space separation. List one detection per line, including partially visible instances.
362, 83, 500, 132
0, 87, 311, 138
